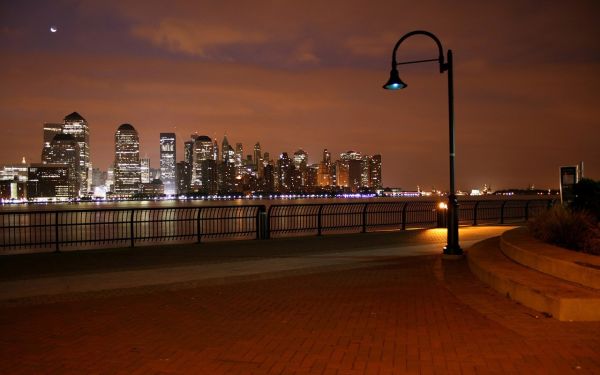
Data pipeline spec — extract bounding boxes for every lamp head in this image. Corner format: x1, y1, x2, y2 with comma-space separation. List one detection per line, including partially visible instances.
382, 68, 407, 90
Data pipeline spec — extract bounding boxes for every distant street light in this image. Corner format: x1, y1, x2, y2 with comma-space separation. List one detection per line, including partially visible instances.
383, 30, 462, 256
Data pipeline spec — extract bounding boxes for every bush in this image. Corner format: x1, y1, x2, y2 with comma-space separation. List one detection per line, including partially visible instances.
528, 205, 600, 255
572, 178, 600, 220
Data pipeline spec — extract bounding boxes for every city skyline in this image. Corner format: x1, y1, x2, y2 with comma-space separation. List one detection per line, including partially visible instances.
0, 111, 384, 199
1, 1, 599, 190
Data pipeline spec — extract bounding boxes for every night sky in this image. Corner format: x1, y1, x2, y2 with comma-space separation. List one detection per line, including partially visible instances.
1, 1, 598, 191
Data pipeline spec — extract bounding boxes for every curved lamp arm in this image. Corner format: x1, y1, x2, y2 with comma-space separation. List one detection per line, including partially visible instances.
390, 30, 448, 73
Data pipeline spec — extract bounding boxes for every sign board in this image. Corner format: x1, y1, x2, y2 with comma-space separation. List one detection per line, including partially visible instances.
559, 165, 579, 204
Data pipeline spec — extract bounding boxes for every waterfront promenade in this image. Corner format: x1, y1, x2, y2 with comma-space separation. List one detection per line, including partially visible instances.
1, 226, 599, 374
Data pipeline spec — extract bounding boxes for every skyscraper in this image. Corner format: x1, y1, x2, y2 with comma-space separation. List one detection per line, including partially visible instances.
159, 133, 176, 195
277, 152, 292, 192
40, 133, 80, 197
114, 124, 141, 197
41, 123, 62, 161
235, 143, 243, 177
370, 154, 382, 189
62, 112, 90, 196
192, 135, 217, 194
140, 158, 150, 183
340, 151, 362, 192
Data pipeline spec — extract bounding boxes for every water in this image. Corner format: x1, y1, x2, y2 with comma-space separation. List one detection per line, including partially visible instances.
0, 197, 434, 212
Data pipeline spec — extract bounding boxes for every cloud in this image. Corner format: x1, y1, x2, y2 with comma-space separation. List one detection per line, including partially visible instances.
131, 18, 268, 56
290, 40, 320, 64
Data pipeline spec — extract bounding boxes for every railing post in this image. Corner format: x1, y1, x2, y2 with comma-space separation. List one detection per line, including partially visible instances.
362, 203, 368, 233
54, 211, 60, 253
266, 206, 272, 240
401, 202, 408, 230
196, 207, 202, 243
257, 206, 267, 240
500, 201, 507, 224
473, 201, 479, 226
130, 209, 135, 248
525, 200, 530, 221
317, 204, 323, 236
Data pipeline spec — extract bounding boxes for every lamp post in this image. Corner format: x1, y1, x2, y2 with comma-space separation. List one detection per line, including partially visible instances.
383, 30, 462, 256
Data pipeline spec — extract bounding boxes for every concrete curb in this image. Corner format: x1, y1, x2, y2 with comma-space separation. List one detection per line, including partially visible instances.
468, 237, 600, 321
500, 227, 600, 290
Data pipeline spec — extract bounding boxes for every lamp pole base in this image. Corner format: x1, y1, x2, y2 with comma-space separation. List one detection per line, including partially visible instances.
442, 246, 464, 259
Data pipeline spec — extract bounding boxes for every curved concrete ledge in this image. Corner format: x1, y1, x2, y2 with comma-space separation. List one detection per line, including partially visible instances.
501, 227, 600, 290
468, 237, 600, 321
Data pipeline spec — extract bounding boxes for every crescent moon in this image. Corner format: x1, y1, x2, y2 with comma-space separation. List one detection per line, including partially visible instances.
50, 27, 57, 33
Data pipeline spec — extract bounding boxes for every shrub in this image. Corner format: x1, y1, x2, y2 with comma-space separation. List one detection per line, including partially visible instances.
528, 205, 600, 255
572, 178, 600, 220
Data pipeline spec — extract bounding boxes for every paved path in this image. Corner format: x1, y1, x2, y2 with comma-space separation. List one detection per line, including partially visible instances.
1, 226, 599, 374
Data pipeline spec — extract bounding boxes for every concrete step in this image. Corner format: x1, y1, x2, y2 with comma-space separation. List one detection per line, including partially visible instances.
501, 227, 600, 289
468, 237, 600, 321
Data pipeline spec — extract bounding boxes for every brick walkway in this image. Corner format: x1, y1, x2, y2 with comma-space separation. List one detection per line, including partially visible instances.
1, 228, 599, 374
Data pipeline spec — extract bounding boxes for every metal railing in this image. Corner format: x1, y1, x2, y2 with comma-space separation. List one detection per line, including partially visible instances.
0, 199, 554, 253
0, 205, 264, 252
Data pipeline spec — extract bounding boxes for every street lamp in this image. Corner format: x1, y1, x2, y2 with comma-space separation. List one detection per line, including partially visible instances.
383, 30, 462, 256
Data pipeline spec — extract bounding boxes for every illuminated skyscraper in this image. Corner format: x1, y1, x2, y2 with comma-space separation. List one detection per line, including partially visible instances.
141, 158, 150, 183
370, 154, 382, 189
254, 142, 263, 178
40, 133, 80, 197
213, 139, 219, 162
62, 112, 90, 195
184, 139, 194, 166
323, 149, 331, 165
335, 160, 349, 188
41, 123, 62, 161
114, 124, 141, 197
235, 143, 243, 177
277, 152, 292, 192
192, 135, 217, 194
159, 133, 176, 195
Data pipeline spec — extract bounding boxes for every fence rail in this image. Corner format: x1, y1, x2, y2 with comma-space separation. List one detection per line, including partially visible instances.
0, 199, 553, 253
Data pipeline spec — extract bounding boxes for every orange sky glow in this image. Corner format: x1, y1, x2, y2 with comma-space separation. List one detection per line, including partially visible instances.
1, 0, 598, 190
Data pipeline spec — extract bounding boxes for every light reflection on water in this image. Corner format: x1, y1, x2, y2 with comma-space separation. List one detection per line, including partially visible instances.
0, 197, 437, 212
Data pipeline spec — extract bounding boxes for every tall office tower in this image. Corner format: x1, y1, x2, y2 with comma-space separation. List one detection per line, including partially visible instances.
307, 164, 319, 188
253, 142, 262, 165
41, 123, 63, 162
40, 133, 81, 197
263, 163, 274, 192
340, 151, 363, 192
293, 149, 308, 186
184, 139, 194, 166
91, 167, 105, 189
221, 135, 230, 162
317, 162, 331, 186
340, 150, 362, 161
27, 164, 72, 198
192, 135, 217, 193
361, 155, 372, 188
114, 124, 141, 197
159, 133, 176, 195
140, 158, 150, 183
62, 112, 90, 195
213, 139, 219, 162
176, 161, 191, 195
335, 160, 349, 188
370, 154, 382, 189
106, 167, 114, 192
293, 149, 307, 169
277, 152, 292, 192
323, 149, 331, 165
235, 143, 243, 177
253, 142, 263, 178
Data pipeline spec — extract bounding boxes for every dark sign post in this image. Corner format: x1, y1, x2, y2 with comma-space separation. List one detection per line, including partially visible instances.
560, 166, 579, 205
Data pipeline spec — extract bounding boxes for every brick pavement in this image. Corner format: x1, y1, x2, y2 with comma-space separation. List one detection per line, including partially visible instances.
1, 228, 599, 374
